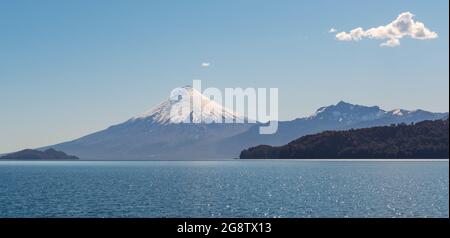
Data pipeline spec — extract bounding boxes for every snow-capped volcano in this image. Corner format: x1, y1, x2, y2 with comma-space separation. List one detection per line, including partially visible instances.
45, 86, 253, 160
131, 86, 243, 125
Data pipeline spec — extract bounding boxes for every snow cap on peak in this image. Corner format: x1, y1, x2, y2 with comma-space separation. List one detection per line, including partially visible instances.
391, 109, 406, 116
131, 86, 243, 125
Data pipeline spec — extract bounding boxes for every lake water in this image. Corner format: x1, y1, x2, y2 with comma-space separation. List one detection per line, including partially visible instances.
0, 160, 448, 218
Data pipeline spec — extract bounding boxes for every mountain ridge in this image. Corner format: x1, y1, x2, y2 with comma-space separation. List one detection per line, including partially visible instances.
219, 101, 448, 156
38, 92, 448, 160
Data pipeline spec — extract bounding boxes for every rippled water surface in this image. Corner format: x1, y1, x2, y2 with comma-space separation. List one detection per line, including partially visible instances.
0, 160, 448, 218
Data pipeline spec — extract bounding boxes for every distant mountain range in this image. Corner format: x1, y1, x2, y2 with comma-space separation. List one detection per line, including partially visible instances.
35, 87, 448, 160
220, 101, 448, 153
240, 119, 449, 159
0, 148, 79, 160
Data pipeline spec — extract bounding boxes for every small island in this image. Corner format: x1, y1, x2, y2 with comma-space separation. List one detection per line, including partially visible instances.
0, 148, 79, 160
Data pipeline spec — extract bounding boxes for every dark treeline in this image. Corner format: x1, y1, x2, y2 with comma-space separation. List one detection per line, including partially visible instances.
240, 119, 449, 159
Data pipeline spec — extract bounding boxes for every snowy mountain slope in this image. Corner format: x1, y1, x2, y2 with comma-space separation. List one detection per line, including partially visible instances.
131, 86, 243, 124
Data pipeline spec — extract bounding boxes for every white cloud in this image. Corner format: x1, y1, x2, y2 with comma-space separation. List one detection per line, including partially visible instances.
329, 28, 337, 33
380, 38, 400, 47
335, 12, 438, 47
201, 62, 210, 67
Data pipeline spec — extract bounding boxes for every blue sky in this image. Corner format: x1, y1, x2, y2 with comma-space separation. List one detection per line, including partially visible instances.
0, 0, 448, 153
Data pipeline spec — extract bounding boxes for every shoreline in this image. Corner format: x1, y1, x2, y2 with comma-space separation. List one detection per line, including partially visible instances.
0, 159, 448, 162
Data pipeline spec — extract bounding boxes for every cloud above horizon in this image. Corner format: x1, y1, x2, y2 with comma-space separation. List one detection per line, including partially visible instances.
201, 62, 211, 67
334, 12, 438, 47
